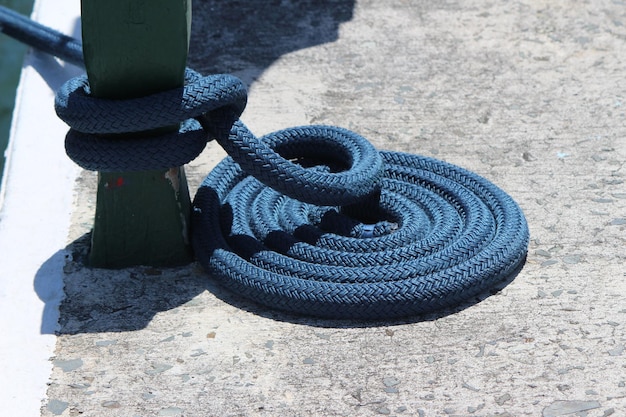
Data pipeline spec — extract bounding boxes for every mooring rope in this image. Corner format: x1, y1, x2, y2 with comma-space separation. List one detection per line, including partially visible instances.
1, 6, 529, 319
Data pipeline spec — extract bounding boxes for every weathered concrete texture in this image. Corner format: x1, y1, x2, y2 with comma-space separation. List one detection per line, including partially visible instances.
44, 0, 625, 416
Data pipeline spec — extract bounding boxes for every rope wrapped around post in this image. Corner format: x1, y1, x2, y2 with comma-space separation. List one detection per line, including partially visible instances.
56, 68, 384, 207
2, 5, 530, 319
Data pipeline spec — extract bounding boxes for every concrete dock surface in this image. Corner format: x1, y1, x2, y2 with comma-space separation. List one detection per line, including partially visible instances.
4, 0, 625, 416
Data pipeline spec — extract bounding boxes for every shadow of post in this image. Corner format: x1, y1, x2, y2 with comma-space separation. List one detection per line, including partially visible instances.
52, 241, 209, 334
188, 0, 355, 84
33, 250, 68, 335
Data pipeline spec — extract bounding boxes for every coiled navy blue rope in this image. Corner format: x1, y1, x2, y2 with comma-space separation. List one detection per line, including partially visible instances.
1, 6, 529, 319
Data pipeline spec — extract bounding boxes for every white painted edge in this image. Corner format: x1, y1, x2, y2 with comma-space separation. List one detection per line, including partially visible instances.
0, 0, 82, 415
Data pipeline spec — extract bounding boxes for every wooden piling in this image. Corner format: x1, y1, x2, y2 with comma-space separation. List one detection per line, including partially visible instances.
81, 0, 193, 267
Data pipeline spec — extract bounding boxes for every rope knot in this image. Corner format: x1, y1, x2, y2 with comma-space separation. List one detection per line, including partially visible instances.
55, 68, 384, 206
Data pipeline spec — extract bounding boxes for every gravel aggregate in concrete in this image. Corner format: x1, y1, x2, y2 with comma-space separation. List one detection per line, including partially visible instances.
39, 0, 626, 415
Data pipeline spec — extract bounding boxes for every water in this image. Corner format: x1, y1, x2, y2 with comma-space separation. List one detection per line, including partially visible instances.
0, 0, 35, 182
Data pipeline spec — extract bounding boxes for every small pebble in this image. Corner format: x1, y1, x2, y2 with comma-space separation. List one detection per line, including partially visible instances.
190, 349, 206, 357
383, 377, 400, 387
145, 363, 173, 375
102, 401, 121, 409
159, 407, 184, 416
47, 399, 68, 416
496, 393, 511, 405
562, 255, 582, 265
54, 358, 83, 372
607, 345, 624, 356
95, 340, 117, 347
542, 400, 601, 417
592, 198, 614, 203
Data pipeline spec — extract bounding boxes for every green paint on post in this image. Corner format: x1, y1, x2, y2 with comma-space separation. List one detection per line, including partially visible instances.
81, 0, 193, 267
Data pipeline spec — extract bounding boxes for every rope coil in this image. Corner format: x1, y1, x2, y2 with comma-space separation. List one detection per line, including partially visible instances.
192, 151, 528, 319
2, 5, 529, 319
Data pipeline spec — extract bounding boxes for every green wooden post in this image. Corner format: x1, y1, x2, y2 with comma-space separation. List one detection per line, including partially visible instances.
81, 0, 193, 268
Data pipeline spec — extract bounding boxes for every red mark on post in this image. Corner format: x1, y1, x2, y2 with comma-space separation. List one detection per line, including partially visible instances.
104, 177, 125, 189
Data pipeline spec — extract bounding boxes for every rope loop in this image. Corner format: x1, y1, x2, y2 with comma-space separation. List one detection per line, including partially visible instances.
213, 120, 384, 206
55, 69, 247, 134
55, 69, 247, 171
